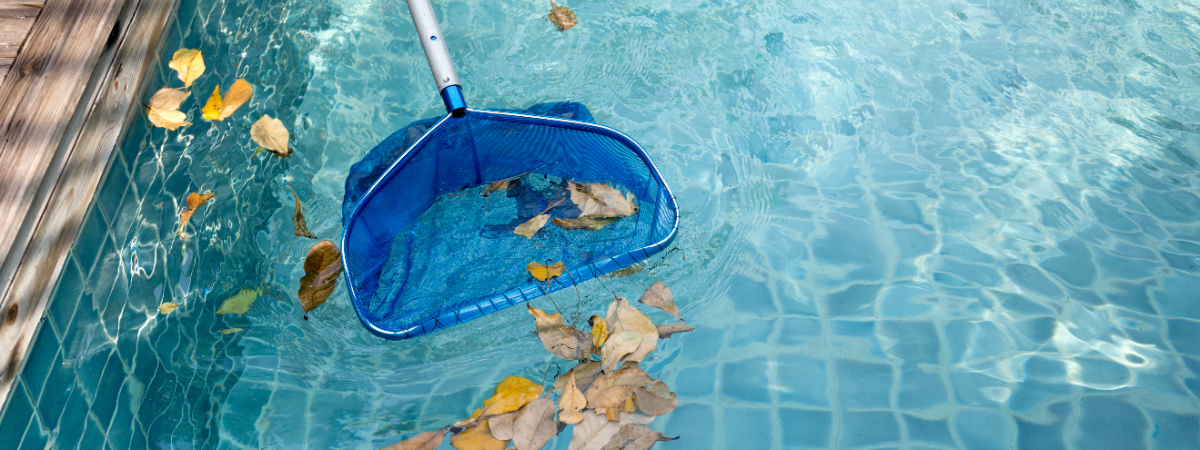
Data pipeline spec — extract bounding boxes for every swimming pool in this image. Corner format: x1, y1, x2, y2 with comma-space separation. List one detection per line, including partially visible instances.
5, 0, 1200, 448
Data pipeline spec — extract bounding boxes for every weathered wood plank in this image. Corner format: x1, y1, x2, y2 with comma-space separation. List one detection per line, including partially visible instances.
0, 57, 12, 85
0, 6, 40, 58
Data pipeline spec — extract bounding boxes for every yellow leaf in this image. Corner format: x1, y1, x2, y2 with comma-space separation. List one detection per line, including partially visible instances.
476, 376, 544, 418
548, 1, 577, 31
289, 184, 317, 239
168, 48, 205, 88
636, 280, 680, 320
149, 87, 189, 111
558, 372, 586, 424
218, 79, 253, 120
251, 114, 292, 157
600, 297, 657, 373
382, 429, 445, 450
298, 240, 343, 312
515, 214, 550, 238
220, 328, 243, 335
202, 85, 222, 120
450, 421, 508, 450
146, 105, 191, 130
177, 192, 214, 235
528, 304, 564, 331
588, 315, 608, 348
216, 288, 259, 315
158, 302, 178, 314
526, 261, 565, 282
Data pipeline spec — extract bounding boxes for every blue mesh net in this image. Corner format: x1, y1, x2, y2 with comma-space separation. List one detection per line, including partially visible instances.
341, 102, 678, 339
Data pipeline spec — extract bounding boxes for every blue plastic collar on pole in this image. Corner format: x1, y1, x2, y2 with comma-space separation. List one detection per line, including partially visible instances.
440, 85, 467, 116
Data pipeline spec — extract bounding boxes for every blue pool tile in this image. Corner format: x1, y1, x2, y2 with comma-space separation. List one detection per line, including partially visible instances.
1145, 409, 1200, 450
720, 356, 770, 403
727, 318, 773, 350
91, 355, 128, 429
823, 283, 883, 317
903, 414, 956, 449
76, 414, 108, 450
1006, 379, 1073, 414
664, 404, 715, 445
19, 413, 48, 450
259, 387, 310, 449
778, 408, 831, 449
75, 349, 113, 403
21, 323, 62, 399
877, 320, 940, 365
36, 352, 76, 430
1167, 319, 1200, 357
722, 407, 773, 447
1075, 396, 1148, 450
677, 326, 723, 363
727, 274, 778, 316
670, 363, 716, 399
97, 157, 130, 224
74, 208, 109, 275
955, 408, 1015, 450
48, 256, 86, 336
306, 390, 373, 449
55, 387, 91, 449
898, 369, 947, 410
837, 410, 899, 448
948, 371, 1012, 406
1016, 413, 1069, 450
833, 359, 893, 409
775, 354, 830, 407
105, 379, 140, 450
0, 383, 35, 448
776, 317, 822, 347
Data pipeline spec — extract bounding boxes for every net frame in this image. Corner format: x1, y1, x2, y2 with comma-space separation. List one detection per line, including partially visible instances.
341, 108, 679, 340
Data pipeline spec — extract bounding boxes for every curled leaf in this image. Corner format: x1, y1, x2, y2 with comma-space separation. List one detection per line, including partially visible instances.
289, 184, 318, 239
600, 423, 678, 450
558, 372, 586, 425
552, 217, 620, 231
298, 240, 343, 312
251, 114, 292, 157
383, 429, 445, 450
178, 192, 214, 235
589, 315, 609, 348
158, 302, 178, 314
513, 398, 558, 450
568, 181, 637, 218
567, 412, 653, 450
601, 297, 658, 373
636, 281, 680, 320
451, 420, 508, 450
529, 305, 594, 360
515, 214, 551, 238
216, 288, 260, 315
549, 1, 577, 31
220, 327, 244, 335
168, 48, 205, 87
655, 321, 694, 338
526, 261, 565, 282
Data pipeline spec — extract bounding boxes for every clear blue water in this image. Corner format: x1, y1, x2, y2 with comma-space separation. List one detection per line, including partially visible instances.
16, 0, 1200, 448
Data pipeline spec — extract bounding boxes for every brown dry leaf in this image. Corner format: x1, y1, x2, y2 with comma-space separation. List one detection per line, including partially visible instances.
552, 217, 620, 231
588, 315, 609, 348
216, 288, 260, 315
220, 327, 244, 335
528, 305, 594, 360
146, 105, 191, 130
636, 281, 680, 320
601, 297, 658, 373
585, 367, 652, 410
526, 261, 565, 282
382, 429, 445, 450
568, 182, 637, 218
475, 376, 544, 418
178, 192, 214, 234
451, 421, 508, 450
599, 264, 643, 279
553, 361, 603, 394
655, 321, 694, 338
149, 87, 189, 111
558, 372, 587, 425
512, 398, 558, 450
600, 423, 678, 450
632, 381, 677, 416
487, 411, 518, 441
251, 114, 292, 157
169, 48, 205, 87
298, 240, 343, 312
289, 185, 318, 239
484, 179, 513, 196
567, 412, 654, 450
158, 302, 178, 314
548, 1, 577, 31
515, 214, 551, 238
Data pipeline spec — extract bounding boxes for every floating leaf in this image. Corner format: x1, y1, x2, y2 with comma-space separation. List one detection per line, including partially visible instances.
636, 281, 680, 320
218, 79, 253, 120
655, 322, 694, 338
558, 372, 586, 425
552, 217, 620, 231
146, 105, 191, 130
202, 85, 222, 120
298, 240, 343, 312
158, 302, 178, 314
487, 412, 518, 441
548, 1, 577, 31
586, 367, 651, 410
526, 261, 565, 282
601, 297, 658, 373
220, 328, 244, 335
476, 377, 544, 418
178, 192, 214, 235
632, 380, 677, 416
451, 421, 508, 450
600, 423, 678, 450
529, 305, 594, 360
382, 429, 445, 450
554, 361, 603, 394
589, 315, 609, 348
515, 214, 551, 238
216, 288, 260, 315
149, 87, 189, 111
168, 48, 205, 88
251, 114, 292, 157
513, 398, 558, 450
289, 185, 317, 239
567, 412, 653, 450
568, 182, 637, 218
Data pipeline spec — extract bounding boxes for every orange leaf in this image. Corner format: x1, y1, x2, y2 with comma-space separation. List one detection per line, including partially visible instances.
178, 192, 214, 235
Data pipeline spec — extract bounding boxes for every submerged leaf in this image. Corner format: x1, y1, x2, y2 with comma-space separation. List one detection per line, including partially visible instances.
484, 179, 515, 196
599, 264, 643, 279
201, 85, 222, 120
636, 281, 680, 320
216, 288, 259, 315
526, 261, 565, 282
149, 87, 189, 111
158, 302, 178, 314
552, 217, 620, 231
515, 214, 551, 238
568, 182, 637, 218
601, 297, 658, 373
451, 421, 508, 450
568, 412, 653, 450
529, 305, 594, 360
382, 429, 445, 450
513, 398, 558, 450
289, 185, 318, 239
220, 327, 244, 335
600, 423, 678, 450
558, 372, 587, 425
169, 48, 205, 87
298, 240, 343, 312
177, 192, 214, 235
655, 321, 694, 338
251, 114, 292, 157
548, 1, 577, 31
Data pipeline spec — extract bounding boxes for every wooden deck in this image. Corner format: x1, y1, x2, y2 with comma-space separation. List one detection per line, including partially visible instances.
0, 1, 42, 88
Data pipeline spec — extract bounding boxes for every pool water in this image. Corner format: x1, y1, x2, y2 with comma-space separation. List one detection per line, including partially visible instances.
10, 0, 1200, 448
